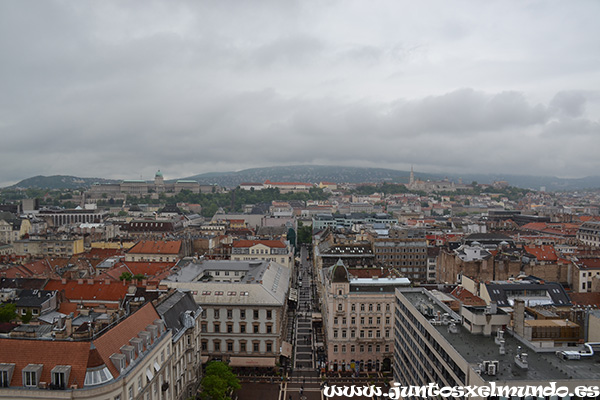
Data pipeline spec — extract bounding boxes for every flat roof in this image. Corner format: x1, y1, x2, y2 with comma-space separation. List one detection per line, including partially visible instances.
400, 290, 600, 382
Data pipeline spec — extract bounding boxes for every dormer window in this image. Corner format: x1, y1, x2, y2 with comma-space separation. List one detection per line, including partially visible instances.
130, 338, 144, 356
22, 364, 42, 387
51, 365, 71, 390
109, 354, 126, 372
120, 345, 135, 364
0, 364, 15, 388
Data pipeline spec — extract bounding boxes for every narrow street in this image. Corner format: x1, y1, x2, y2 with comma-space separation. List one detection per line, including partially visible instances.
282, 245, 323, 400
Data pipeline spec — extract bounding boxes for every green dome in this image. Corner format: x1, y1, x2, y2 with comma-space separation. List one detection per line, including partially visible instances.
155, 170, 163, 178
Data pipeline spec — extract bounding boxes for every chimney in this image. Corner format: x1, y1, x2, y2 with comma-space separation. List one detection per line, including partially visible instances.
513, 299, 525, 337
65, 313, 73, 337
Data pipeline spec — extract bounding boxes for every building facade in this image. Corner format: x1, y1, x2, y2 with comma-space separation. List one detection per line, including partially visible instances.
322, 260, 410, 373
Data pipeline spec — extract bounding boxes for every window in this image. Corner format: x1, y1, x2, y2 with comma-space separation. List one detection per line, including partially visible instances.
360, 345, 364, 352
214, 309, 220, 319
266, 342, 272, 352
360, 304, 365, 311
266, 325, 272, 334
227, 324, 233, 333
376, 330, 381, 338
385, 344, 389, 352
253, 324, 259, 334
333, 330, 338, 338
254, 310, 259, 319
129, 386, 134, 400
385, 317, 390, 325
337, 304, 342, 311
341, 345, 346, 353
368, 330, 373, 338
227, 342, 233, 352
240, 309, 246, 319
334, 317, 338, 325
342, 330, 347, 338
213, 322, 220, 333
368, 304, 373, 311
360, 330, 364, 338
351, 317, 355, 325
342, 317, 346, 324
351, 330, 355, 338
240, 324, 246, 333
51, 366, 70, 389
253, 342, 259, 352
24, 371, 37, 387
368, 317, 373, 325
201, 323, 207, 333
227, 309, 233, 319
385, 304, 390, 312
385, 329, 390, 338
351, 304, 356, 312
240, 342, 246, 352
266, 310, 272, 319
0, 365, 13, 388
333, 345, 338, 353
368, 345, 372, 352
214, 341, 221, 352
351, 345, 355, 352
360, 317, 364, 324
22, 364, 41, 387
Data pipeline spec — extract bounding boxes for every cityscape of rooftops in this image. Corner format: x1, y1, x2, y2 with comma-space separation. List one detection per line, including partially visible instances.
1, 2, 600, 399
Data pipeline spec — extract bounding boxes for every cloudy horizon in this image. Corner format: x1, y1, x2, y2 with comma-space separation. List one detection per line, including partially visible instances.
1, 1, 599, 187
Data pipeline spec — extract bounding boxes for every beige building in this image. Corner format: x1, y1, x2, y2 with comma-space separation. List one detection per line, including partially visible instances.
12, 237, 85, 258
0, 303, 174, 400
230, 239, 294, 269
162, 259, 291, 368
321, 260, 410, 372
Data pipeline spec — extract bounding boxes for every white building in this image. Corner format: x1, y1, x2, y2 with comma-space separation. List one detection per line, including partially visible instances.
162, 259, 291, 368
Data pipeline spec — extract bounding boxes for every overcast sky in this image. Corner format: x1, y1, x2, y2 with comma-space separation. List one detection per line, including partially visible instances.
1, 1, 599, 187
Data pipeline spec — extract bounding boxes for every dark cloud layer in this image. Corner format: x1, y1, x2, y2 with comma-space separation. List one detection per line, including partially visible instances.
1, 1, 599, 186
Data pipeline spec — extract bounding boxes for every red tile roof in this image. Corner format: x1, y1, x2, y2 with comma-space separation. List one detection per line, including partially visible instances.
524, 245, 558, 262
44, 279, 129, 302
1, 260, 55, 279
127, 240, 182, 255
451, 286, 486, 306
0, 339, 91, 388
94, 303, 161, 377
569, 292, 600, 306
232, 239, 287, 248
576, 258, 600, 269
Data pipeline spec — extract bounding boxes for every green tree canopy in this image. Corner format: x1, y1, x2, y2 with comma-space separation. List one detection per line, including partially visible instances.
200, 361, 241, 400
0, 303, 17, 323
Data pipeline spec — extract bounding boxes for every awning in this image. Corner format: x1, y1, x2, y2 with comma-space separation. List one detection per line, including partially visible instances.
201, 356, 209, 363
281, 341, 293, 358
228, 357, 276, 367
146, 368, 154, 381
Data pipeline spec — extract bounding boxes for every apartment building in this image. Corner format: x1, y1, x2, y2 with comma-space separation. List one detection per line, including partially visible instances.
322, 260, 410, 373
393, 288, 600, 399
162, 259, 291, 368
371, 227, 428, 283
230, 239, 294, 269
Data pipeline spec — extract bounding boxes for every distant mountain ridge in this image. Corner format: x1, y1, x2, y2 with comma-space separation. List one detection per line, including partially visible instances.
6, 166, 600, 191
8, 175, 119, 190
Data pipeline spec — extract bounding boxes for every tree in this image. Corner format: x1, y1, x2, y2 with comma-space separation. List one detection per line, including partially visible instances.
200, 361, 240, 400
119, 272, 133, 281
297, 222, 312, 245
21, 309, 33, 323
0, 303, 17, 323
